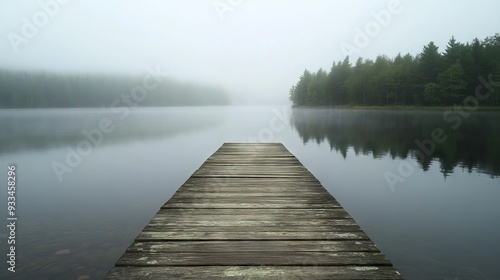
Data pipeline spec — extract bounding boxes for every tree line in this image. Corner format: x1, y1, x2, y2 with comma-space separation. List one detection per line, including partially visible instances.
0, 70, 229, 108
290, 34, 500, 106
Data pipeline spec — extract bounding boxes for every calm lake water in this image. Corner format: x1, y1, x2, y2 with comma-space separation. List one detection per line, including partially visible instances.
0, 106, 499, 280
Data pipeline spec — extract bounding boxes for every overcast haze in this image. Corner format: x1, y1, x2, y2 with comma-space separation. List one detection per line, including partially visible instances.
1, 0, 500, 104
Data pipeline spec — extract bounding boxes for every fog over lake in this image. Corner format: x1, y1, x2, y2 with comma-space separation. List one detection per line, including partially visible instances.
0, 107, 499, 279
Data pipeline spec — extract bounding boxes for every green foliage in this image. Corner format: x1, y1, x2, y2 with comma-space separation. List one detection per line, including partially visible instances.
0, 70, 230, 108
438, 62, 467, 104
291, 34, 500, 107
289, 70, 312, 105
418, 41, 443, 85
423, 83, 441, 105
327, 56, 351, 105
443, 36, 463, 67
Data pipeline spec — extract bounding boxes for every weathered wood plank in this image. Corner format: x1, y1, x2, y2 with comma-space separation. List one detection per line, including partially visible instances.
125, 240, 380, 253
135, 231, 370, 241
182, 177, 323, 185
180, 179, 324, 185
150, 215, 353, 221
175, 190, 327, 195
171, 193, 334, 199
145, 219, 358, 227
152, 209, 352, 218
152, 207, 350, 215
211, 153, 296, 156
116, 251, 392, 266
191, 174, 318, 179
178, 184, 326, 191
197, 165, 309, 170
174, 189, 330, 195
166, 198, 338, 204
106, 266, 403, 280
162, 203, 342, 209
205, 160, 297, 164
142, 225, 363, 232
177, 185, 327, 192
193, 171, 314, 177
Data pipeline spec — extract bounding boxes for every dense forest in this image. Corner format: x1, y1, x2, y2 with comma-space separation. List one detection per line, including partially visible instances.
290, 34, 500, 106
0, 70, 229, 108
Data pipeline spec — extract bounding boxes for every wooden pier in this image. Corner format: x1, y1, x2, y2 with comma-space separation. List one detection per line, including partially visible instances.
105, 143, 403, 279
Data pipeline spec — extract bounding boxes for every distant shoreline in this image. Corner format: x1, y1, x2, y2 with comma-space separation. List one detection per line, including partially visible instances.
292, 105, 500, 111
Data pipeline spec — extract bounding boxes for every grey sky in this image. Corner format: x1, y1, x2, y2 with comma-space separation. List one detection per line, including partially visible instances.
1, 0, 499, 104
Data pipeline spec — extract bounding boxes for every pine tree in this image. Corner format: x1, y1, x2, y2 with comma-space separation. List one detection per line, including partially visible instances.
443, 36, 463, 67
438, 62, 467, 104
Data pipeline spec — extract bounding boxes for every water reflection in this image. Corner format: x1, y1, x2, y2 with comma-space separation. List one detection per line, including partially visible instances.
291, 108, 500, 177
0, 108, 224, 155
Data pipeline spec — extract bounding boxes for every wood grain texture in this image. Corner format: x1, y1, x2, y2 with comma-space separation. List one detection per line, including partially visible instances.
105, 266, 403, 280
125, 240, 380, 253
116, 251, 392, 266
134, 231, 370, 241
105, 143, 403, 279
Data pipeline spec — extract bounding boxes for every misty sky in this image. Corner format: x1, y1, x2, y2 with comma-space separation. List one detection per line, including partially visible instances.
1, 0, 500, 104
